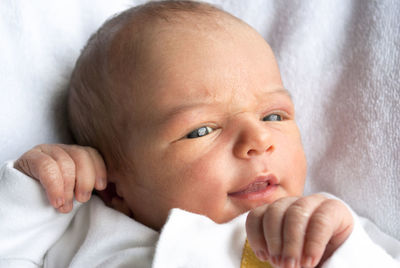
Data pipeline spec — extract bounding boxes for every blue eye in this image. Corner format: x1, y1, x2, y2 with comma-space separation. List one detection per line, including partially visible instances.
186, 126, 213, 139
262, 114, 282, 121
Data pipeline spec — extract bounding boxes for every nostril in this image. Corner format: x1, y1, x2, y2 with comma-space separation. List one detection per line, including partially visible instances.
247, 144, 273, 156
233, 121, 274, 159
247, 148, 259, 156
266, 144, 274, 153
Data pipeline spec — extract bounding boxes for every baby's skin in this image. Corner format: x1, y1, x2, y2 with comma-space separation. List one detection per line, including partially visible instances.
14, 3, 353, 267
15, 145, 353, 268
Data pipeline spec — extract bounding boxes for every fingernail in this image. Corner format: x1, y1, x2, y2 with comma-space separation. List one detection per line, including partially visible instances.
77, 192, 84, 201
59, 201, 72, 213
100, 177, 107, 189
66, 200, 73, 209
255, 250, 268, 261
303, 256, 314, 267
283, 257, 296, 268
271, 256, 280, 265
78, 191, 91, 202
55, 197, 64, 208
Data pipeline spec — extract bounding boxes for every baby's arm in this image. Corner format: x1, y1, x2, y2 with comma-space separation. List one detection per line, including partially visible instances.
246, 194, 354, 268
14, 144, 107, 213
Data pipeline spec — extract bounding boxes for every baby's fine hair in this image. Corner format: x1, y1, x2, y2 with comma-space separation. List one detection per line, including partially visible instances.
67, 1, 233, 173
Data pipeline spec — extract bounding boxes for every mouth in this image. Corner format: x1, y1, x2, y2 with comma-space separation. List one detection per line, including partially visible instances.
228, 174, 279, 201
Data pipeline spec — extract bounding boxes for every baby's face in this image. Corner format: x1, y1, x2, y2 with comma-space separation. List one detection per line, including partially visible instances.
117, 21, 306, 230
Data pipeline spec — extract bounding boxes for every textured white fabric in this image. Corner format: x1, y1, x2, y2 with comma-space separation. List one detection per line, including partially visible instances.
215, 0, 400, 240
0, 0, 398, 243
1, 161, 400, 267
153, 209, 247, 267
0, 161, 158, 268
263, 0, 400, 242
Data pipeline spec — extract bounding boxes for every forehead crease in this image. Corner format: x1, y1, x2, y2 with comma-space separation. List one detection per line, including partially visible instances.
263, 87, 292, 98
160, 86, 290, 118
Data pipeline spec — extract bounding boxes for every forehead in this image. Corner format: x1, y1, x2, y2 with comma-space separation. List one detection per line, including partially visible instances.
124, 14, 283, 123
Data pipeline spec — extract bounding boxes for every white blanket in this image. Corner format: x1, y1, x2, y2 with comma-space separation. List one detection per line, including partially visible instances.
0, 0, 399, 243
1, 161, 400, 267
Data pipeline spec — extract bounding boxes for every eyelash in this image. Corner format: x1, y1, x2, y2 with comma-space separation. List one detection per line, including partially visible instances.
185, 112, 286, 139
262, 113, 283, 122
186, 126, 214, 139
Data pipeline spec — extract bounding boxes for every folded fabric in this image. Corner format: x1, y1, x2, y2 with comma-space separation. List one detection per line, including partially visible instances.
1, 161, 400, 267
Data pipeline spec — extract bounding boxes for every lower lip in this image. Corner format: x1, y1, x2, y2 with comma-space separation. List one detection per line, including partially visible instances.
228, 182, 278, 201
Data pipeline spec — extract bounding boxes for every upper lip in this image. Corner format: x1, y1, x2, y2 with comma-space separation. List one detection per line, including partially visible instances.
228, 174, 279, 196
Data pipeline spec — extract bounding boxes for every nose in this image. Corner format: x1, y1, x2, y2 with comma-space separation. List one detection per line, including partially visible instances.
233, 117, 274, 159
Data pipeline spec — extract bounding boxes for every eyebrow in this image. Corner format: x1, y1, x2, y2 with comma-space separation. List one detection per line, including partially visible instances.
162, 87, 292, 122
163, 103, 209, 122
268, 87, 292, 99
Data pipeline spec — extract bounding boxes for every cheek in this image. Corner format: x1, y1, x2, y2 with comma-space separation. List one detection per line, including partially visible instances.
277, 127, 307, 195
164, 145, 233, 213
179, 150, 229, 194
290, 147, 307, 194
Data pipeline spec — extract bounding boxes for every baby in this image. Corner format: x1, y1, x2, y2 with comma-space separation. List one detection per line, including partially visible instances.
9, 1, 355, 267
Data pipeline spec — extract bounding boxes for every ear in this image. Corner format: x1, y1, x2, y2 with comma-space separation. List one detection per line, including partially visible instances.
95, 182, 118, 207
95, 182, 133, 217
111, 196, 133, 217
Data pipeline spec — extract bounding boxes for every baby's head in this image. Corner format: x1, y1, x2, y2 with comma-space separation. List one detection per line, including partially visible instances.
68, 0, 307, 230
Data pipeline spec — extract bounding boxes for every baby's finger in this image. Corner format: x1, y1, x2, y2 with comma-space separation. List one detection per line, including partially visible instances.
246, 205, 270, 261
85, 147, 107, 190
61, 145, 96, 203
262, 196, 298, 266
41, 145, 78, 213
281, 194, 326, 268
15, 147, 65, 209
35, 144, 78, 213
302, 199, 353, 267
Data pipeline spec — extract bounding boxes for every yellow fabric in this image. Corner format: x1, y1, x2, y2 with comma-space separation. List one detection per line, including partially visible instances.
240, 239, 273, 268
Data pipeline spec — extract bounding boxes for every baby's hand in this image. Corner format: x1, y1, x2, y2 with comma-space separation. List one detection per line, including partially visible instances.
14, 144, 107, 213
246, 194, 354, 268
